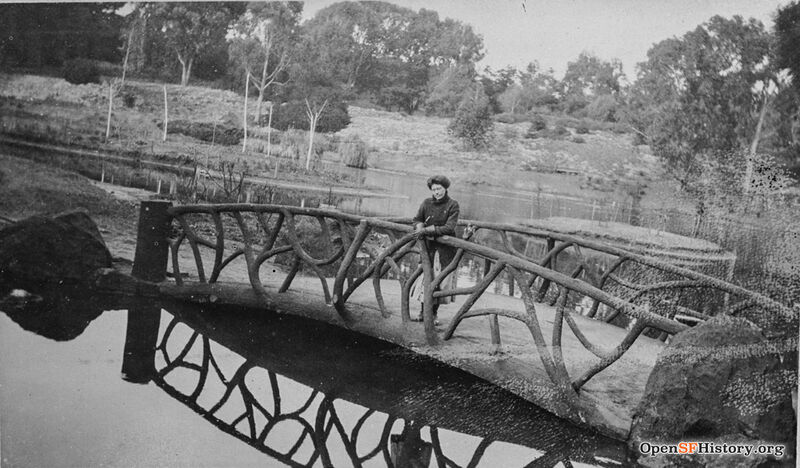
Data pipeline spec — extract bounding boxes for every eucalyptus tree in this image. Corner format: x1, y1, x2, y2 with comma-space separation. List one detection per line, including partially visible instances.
629, 15, 777, 196
145, 2, 239, 86
497, 62, 560, 114
228, 2, 302, 121
561, 52, 625, 115
301, 2, 484, 114
775, 0, 800, 153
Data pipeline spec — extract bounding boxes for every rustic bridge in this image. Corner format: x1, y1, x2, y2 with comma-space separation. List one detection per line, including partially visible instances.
129, 201, 794, 441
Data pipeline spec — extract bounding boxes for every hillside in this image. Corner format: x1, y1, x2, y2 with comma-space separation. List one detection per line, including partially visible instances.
0, 72, 667, 204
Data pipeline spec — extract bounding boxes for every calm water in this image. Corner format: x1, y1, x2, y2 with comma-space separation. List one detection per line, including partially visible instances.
301, 165, 627, 223
0, 286, 628, 467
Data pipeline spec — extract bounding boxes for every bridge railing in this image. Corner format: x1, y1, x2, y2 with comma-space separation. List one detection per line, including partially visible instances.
386, 218, 793, 333
162, 204, 796, 402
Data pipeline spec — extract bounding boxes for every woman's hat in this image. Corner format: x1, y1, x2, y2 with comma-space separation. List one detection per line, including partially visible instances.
426, 175, 451, 189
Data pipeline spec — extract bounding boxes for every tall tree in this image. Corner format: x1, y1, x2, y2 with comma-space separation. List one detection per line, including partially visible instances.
629, 15, 776, 199
147, 2, 237, 86
497, 62, 559, 114
775, 1, 800, 155
0, 3, 122, 68
229, 2, 301, 121
561, 52, 625, 114
302, 3, 484, 114
776, 0, 800, 92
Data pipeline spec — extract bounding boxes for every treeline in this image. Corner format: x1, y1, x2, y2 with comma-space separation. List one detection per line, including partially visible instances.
1, 1, 799, 186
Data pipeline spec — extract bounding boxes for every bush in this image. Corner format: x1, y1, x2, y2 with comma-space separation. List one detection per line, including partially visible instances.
63, 59, 100, 85
563, 94, 588, 115
448, 90, 494, 150
121, 91, 137, 108
269, 99, 351, 133
587, 94, 618, 122
553, 125, 569, 136
571, 136, 586, 144
529, 114, 547, 131
575, 122, 590, 134
340, 135, 368, 169
274, 129, 305, 160
165, 120, 243, 145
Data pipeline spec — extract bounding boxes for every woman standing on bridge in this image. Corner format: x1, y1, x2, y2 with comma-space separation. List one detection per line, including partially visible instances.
411, 175, 460, 322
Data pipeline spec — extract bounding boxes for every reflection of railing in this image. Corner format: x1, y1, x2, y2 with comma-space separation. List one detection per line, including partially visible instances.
160, 203, 797, 428
149, 306, 620, 467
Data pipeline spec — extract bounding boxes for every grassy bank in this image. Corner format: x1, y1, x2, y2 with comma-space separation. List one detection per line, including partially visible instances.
0, 153, 138, 234
0, 72, 661, 201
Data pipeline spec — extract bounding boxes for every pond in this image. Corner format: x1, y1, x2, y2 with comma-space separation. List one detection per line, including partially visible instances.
316, 165, 631, 224
0, 286, 628, 467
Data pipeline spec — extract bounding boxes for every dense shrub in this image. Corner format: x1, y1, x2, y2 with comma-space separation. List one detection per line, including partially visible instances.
575, 122, 590, 134
340, 134, 368, 169
587, 94, 619, 122
164, 120, 243, 145
448, 90, 494, 150
529, 114, 547, 131
572, 136, 586, 144
562, 94, 588, 115
63, 59, 100, 85
269, 99, 351, 133
273, 129, 306, 160
121, 91, 137, 108
554, 125, 569, 136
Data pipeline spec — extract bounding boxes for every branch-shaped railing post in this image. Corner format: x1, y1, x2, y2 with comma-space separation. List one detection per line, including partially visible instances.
333, 220, 371, 317
417, 238, 439, 345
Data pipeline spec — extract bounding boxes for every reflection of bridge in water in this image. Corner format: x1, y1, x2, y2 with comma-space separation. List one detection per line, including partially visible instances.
131, 201, 796, 441
123, 301, 625, 467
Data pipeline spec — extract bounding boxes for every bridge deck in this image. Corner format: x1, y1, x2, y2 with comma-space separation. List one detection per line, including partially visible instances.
158, 261, 664, 441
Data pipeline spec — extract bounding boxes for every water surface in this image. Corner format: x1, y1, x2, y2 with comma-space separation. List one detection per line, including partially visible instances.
0, 288, 627, 467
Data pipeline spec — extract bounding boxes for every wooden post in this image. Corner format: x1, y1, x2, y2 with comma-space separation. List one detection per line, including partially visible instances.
488, 314, 501, 352
105, 81, 113, 143
156, 179, 162, 194
162, 85, 168, 141
169, 180, 176, 195
266, 103, 273, 159
131, 200, 172, 282
242, 73, 249, 153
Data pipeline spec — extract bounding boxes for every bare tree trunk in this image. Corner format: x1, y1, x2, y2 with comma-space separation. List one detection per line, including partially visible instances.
304, 98, 328, 171
162, 85, 168, 141
105, 81, 114, 142
179, 56, 193, 87
121, 27, 134, 86
242, 73, 249, 153
255, 92, 264, 124
266, 102, 273, 158
306, 118, 316, 171
744, 92, 770, 194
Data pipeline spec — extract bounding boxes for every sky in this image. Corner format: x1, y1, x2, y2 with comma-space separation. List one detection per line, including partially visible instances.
302, 0, 792, 79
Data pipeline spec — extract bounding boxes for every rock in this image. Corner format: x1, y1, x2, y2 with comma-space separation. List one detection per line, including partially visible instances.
629, 314, 796, 466
0, 210, 113, 287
